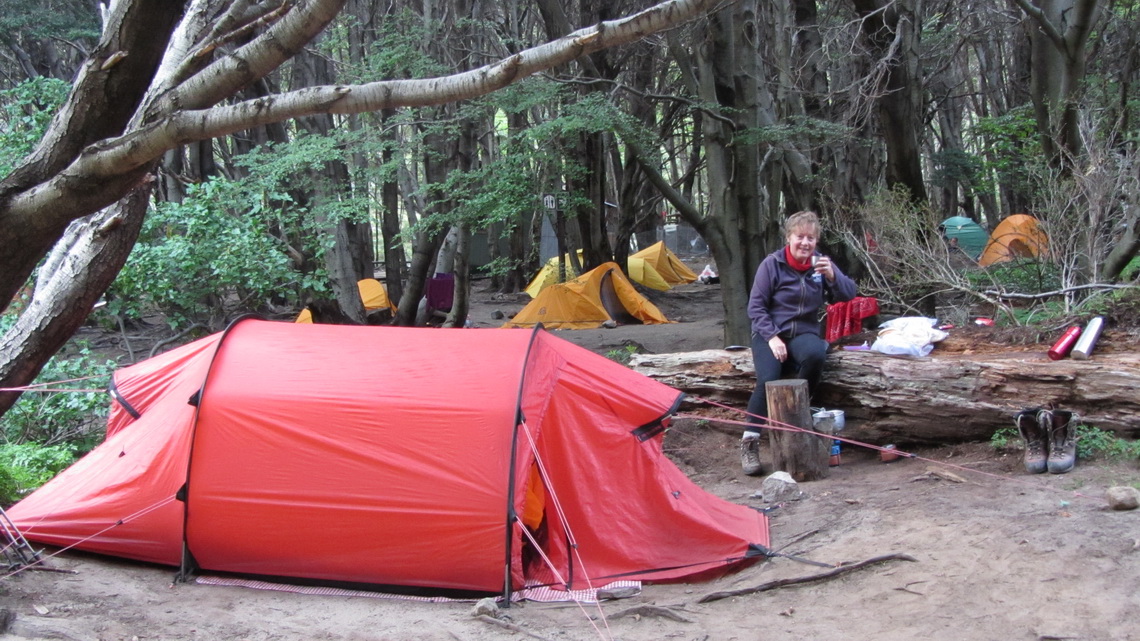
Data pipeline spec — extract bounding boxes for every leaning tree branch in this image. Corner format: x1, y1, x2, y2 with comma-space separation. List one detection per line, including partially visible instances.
1005, 0, 1067, 53
4, 0, 723, 224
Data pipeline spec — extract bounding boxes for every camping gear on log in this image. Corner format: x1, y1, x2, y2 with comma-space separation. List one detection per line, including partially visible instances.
1047, 326, 1082, 360
825, 296, 879, 342
1070, 317, 1104, 360
628, 349, 1140, 443
768, 380, 830, 481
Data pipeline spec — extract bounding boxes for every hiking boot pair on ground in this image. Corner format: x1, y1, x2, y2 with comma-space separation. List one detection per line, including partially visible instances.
1015, 408, 1078, 474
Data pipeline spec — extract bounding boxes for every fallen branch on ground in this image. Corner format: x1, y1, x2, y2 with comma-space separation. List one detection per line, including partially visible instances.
697, 553, 918, 603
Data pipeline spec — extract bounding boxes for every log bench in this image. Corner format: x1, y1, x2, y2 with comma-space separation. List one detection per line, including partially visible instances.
629, 348, 1140, 445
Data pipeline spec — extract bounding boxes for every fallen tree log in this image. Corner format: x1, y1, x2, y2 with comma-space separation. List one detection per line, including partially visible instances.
629, 349, 1140, 444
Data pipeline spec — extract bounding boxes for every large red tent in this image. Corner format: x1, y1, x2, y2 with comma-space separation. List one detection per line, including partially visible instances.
9, 319, 768, 595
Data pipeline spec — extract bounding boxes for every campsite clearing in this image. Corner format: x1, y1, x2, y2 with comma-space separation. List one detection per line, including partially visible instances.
3, 276, 1139, 640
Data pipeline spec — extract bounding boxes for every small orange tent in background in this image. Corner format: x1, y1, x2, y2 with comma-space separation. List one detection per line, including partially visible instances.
629, 241, 699, 288
505, 262, 670, 329
295, 278, 396, 323
978, 214, 1049, 267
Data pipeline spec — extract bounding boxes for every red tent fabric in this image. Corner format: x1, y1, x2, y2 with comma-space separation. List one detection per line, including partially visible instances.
9, 319, 767, 594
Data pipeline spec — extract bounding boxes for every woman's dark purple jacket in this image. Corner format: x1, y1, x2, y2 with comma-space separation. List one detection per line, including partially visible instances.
748, 248, 857, 341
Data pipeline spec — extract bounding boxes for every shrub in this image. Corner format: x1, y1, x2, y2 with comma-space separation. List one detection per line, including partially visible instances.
0, 443, 78, 506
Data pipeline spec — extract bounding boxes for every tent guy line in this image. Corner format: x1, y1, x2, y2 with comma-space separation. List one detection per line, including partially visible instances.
2, 495, 177, 581
514, 513, 614, 640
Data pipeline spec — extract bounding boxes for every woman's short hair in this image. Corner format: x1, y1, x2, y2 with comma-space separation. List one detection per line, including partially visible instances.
784, 211, 821, 237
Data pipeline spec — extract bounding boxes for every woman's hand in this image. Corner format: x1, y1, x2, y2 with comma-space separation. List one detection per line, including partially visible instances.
813, 255, 835, 282
768, 336, 787, 362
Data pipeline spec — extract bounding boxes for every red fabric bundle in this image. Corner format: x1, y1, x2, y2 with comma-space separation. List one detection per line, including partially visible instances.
825, 296, 880, 342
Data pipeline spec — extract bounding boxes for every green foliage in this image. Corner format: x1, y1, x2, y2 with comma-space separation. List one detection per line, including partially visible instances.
931, 148, 984, 191
990, 425, 1019, 450
0, 443, 78, 505
605, 344, 640, 365
109, 178, 300, 328
737, 116, 851, 147
0, 0, 99, 45
1074, 425, 1140, 461
967, 105, 1041, 198
1123, 257, 1140, 282
967, 258, 1062, 297
0, 77, 71, 175
0, 323, 115, 449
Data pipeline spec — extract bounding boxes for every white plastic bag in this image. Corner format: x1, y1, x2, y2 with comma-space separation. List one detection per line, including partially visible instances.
870, 317, 948, 357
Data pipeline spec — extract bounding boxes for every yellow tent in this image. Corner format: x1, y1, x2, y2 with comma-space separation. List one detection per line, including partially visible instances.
630, 241, 699, 286
978, 214, 1049, 267
525, 242, 695, 298
503, 262, 670, 329
295, 278, 397, 323
524, 251, 584, 298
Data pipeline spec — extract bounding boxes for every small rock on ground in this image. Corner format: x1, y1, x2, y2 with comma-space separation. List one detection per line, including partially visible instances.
1105, 486, 1140, 511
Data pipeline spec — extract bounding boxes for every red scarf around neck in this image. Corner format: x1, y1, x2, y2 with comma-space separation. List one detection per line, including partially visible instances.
785, 246, 813, 272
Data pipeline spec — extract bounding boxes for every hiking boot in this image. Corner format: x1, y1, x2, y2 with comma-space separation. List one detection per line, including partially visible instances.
740, 432, 763, 476
1045, 409, 1078, 474
1015, 408, 1047, 474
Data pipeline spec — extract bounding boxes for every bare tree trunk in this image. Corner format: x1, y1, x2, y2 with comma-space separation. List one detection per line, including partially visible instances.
851, 0, 928, 203
0, 183, 151, 417
1013, 0, 1103, 163
0, 0, 187, 309
394, 124, 454, 326
444, 224, 471, 328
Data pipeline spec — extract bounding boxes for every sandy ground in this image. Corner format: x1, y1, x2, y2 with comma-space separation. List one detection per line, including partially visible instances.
3, 275, 1140, 641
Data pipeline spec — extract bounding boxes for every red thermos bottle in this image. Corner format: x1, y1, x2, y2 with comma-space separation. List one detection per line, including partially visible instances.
1047, 326, 1082, 360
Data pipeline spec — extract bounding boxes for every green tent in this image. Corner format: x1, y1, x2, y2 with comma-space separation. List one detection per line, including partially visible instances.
939, 216, 988, 259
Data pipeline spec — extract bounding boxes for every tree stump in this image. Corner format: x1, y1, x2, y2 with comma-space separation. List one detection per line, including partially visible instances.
766, 379, 830, 481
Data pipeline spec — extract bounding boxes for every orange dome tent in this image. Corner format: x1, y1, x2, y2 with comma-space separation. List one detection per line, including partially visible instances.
629, 241, 699, 288
8, 319, 767, 596
978, 214, 1049, 267
505, 262, 670, 329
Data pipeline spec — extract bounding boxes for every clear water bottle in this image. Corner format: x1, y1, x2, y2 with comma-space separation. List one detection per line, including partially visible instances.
829, 439, 841, 466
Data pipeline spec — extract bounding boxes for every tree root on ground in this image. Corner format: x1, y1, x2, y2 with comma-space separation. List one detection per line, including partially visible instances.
698, 552, 918, 603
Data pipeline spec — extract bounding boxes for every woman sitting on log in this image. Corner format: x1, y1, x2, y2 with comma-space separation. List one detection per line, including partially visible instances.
741, 211, 857, 475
